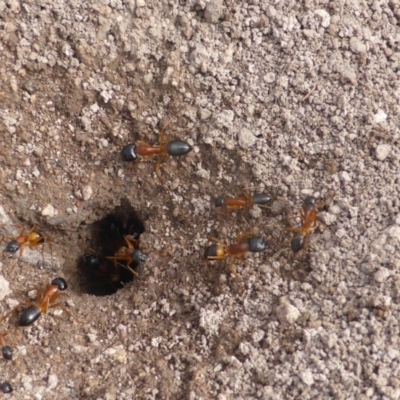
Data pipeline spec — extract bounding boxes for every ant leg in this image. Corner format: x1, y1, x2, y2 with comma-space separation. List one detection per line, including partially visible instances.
116, 261, 140, 278
48, 303, 80, 322
158, 119, 174, 147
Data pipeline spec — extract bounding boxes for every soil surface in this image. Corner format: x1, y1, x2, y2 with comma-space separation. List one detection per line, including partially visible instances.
1, 1, 400, 399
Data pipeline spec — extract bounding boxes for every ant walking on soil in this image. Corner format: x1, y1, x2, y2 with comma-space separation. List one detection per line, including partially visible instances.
204, 234, 268, 277
215, 191, 272, 213
286, 196, 318, 254
121, 120, 192, 183
1, 225, 52, 262
19, 277, 70, 326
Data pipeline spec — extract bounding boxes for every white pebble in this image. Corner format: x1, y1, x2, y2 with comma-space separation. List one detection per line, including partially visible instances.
300, 369, 314, 386
238, 128, 256, 149
374, 267, 390, 283
349, 37, 367, 54
276, 300, 300, 324
0, 276, 11, 300
376, 144, 391, 161
90, 103, 100, 113
41, 204, 57, 217
373, 110, 387, 124
314, 9, 331, 28
82, 184, 93, 201
339, 171, 351, 182
48, 374, 58, 389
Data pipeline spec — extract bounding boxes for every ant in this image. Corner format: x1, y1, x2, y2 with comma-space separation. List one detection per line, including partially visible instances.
19, 277, 69, 326
1, 225, 51, 260
215, 192, 272, 212
121, 120, 192, 182
107, 235, 148, 274
204, 235, 268, 276
286, 196, 318, 253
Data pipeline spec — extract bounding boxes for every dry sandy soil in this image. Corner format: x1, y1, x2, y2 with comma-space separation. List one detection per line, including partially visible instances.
1, 0, 400, 399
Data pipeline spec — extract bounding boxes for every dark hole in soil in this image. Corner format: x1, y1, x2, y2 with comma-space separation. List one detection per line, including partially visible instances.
78, 199, 146, 296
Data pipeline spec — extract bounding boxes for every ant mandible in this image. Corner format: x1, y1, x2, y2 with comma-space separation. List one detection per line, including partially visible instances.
107, 235, 148, 272
204, 235, 268, 276
286, 196, 318, 253
121, 120, 192, 182
19, 277, 69, 326
2, 225, 51, 259
215, 192, 272, 212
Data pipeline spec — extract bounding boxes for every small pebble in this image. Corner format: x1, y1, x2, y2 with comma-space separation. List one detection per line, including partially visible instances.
48, 374, 58, 389
41, 204, 57, 217
373, 110, 387, 124
376, 144, 391, 161
374, 267, 390, 283
238, 128, 256, 149
276, 300, 300, 324
82, 184, 93, 201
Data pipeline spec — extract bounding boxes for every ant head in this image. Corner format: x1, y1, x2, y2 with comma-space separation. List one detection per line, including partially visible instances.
304, 196, 316, 207
214, 196, 225, 208
247, 237, 268, 253
82, 254, 101, 269
133, 250, 148, 265
4, 241, 20, 254
51, 277, 68, 291
121, 144, 138, 161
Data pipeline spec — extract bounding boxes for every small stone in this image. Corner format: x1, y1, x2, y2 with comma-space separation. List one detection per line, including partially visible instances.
300, 369, 314, 386
0, 276, 11, 300
373, 110, 387, 124
341, 67, 357, 85
82, 184, 93, 201
238, 128, 256, 149
48, 374, 58, 389
349, 37, 366, 54
204, 0, 223, 24
41, 204, 57, 217
190, 44, 209, 72
276, 299, 300, 324
264, 72, 276, 83
34, 146, 44, 158
376, 144, 391, 161
374, 267, 390, 283
314, 9, 331, 28
90, 103, 100, 113
338, 171, 351, 182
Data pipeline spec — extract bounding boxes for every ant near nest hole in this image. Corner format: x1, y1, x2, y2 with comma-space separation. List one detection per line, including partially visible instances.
204, 233, 269, 277
121, 119, 193, 183
19, 277, 71, 326
1, 225, 52, 264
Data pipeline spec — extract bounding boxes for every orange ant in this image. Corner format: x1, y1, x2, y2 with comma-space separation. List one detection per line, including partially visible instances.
204, 235, 268, 276
1, 225, 51, 260
286, 196, 318, 253
121, 120, 192, 182
19, 277, 70, 326
106, 236, 148, 275
215, 192, 272, 212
